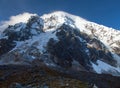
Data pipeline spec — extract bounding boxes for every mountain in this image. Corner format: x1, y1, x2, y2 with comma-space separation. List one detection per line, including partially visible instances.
0, 11, 120, 88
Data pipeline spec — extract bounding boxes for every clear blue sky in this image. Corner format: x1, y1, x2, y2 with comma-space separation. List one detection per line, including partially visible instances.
0, 0, 120, 29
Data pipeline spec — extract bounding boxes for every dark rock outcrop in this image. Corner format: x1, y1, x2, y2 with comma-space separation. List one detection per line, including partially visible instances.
0, 38, 16, 56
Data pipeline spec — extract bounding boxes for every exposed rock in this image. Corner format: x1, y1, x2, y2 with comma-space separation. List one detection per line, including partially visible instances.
0, 38, 16, 56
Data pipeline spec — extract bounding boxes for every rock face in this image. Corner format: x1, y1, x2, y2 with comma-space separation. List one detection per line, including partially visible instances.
0, 11, 120, 84
0, 38, 16, 56
47, 24, 91, 70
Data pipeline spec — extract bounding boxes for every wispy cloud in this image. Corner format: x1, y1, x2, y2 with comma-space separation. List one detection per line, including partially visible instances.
0, 12, 36, 32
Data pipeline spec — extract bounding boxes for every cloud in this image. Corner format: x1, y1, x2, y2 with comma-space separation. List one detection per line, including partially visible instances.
0, 12, 36, 32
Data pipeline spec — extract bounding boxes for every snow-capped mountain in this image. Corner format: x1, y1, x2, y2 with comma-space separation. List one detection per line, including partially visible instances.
0, 11, 120, 76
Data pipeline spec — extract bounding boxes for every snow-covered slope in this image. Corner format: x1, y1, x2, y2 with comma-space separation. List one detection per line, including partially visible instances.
0, 11, 120, 76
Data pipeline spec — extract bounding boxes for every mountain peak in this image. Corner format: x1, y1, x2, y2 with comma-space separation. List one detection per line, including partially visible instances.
41, 11, 87, 32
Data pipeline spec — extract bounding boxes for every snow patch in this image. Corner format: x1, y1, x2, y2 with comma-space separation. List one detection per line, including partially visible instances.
36, 31, 58, 52
112, 53, 120, 67
92, 60, 120, 76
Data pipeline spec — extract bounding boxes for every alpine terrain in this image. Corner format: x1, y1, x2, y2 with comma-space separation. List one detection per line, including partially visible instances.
0, 11, 120, 88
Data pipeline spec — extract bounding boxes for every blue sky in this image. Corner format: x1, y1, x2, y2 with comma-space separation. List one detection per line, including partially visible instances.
0, 0, 120, 29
